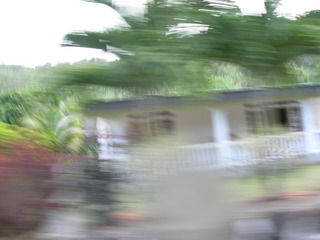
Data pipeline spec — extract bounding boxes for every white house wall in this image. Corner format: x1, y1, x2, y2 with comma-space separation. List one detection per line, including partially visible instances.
174, 108, 213, 144
308, 98, 320, 129
174, 103, 249, 144
84, 112, 128, 137
83, 117, 97, 135
225, 104, 248, 138
98, 112, 128, 137
86, 104, 249, 145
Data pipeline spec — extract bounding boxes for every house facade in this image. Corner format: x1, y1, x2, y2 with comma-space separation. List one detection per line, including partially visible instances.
84, 85, 320, 171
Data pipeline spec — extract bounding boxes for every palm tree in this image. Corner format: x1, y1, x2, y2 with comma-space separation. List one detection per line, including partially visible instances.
60, 0, 320, 91
22, 99, 84, 153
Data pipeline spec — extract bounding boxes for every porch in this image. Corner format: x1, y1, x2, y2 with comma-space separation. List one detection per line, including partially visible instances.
174, 131, 320, 170
86, 97, 320, 172
169, 98, 320, 170
123, 130, 320, 177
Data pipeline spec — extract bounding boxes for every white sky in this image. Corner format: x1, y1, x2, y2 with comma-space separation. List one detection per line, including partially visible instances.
236, 0, 320, 17
0, 0, 319, 67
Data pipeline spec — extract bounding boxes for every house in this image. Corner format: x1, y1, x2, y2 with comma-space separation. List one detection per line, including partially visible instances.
84, 85, 320, 171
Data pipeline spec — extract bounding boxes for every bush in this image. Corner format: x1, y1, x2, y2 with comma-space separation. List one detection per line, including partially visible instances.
0, 140, 85, 236
0, 143, 53, 235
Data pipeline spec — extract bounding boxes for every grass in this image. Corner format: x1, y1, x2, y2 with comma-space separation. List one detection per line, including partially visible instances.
228, 163, 320, 200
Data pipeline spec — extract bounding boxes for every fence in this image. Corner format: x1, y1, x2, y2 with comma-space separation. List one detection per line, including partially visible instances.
89, 131, 319, 173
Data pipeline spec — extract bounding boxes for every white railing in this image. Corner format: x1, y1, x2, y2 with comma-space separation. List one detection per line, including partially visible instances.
175, 143, 220, 170
226, 132, 307, 167
92, 131, 320, 174
174, 132, 316, 169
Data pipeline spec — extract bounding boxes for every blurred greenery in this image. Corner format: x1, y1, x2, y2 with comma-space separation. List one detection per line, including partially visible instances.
61, 0, 320, 93
0, 64, 52, 94
0, 88, 85, 153
229, 164, 320, 200
22, 98, 84, 153
0, 121, 55, 149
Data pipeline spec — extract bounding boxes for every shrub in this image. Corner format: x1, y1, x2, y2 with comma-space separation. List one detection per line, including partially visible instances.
0, 140, 84, 235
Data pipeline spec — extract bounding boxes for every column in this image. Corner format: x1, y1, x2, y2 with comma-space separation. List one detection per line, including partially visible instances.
300, 99, 318, 154
96, 117, 113, 160
211, 108, 231, 167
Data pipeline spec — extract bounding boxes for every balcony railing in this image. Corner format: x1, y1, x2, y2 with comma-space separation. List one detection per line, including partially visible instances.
175, 143, 220, 170
88, 131, 320, 173
175, 132, 314, 169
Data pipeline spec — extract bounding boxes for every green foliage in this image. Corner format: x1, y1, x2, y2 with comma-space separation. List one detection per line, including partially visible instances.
0, 90, 62, 125
0, 121, 55, 149
61, 0, 242, 93
0, 88, 85, 153
287, 56, 320, 84
205, 62, 260, 90
0, 122, 24, 144
298, 10, 320, 20
22, 99, 84, 153
0, 64, 54, 94
56, 60, 175, 93
0, 91, 32, 125
60, 0, 320, 93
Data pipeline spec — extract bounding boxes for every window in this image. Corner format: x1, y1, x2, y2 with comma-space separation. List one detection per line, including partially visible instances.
127, 111, 175, 140
266, 108, 289, 128
127, 113, 150, 140
246, 110, 264, 134
150, 111, 175, 136
245, 101, 302, 134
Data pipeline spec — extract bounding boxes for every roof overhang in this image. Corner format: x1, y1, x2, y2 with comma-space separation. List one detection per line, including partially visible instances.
84, 84, 320, 114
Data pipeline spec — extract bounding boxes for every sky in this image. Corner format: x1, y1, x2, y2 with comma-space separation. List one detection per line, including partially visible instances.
0, 0, 319, 67
236, 0, 320, 17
